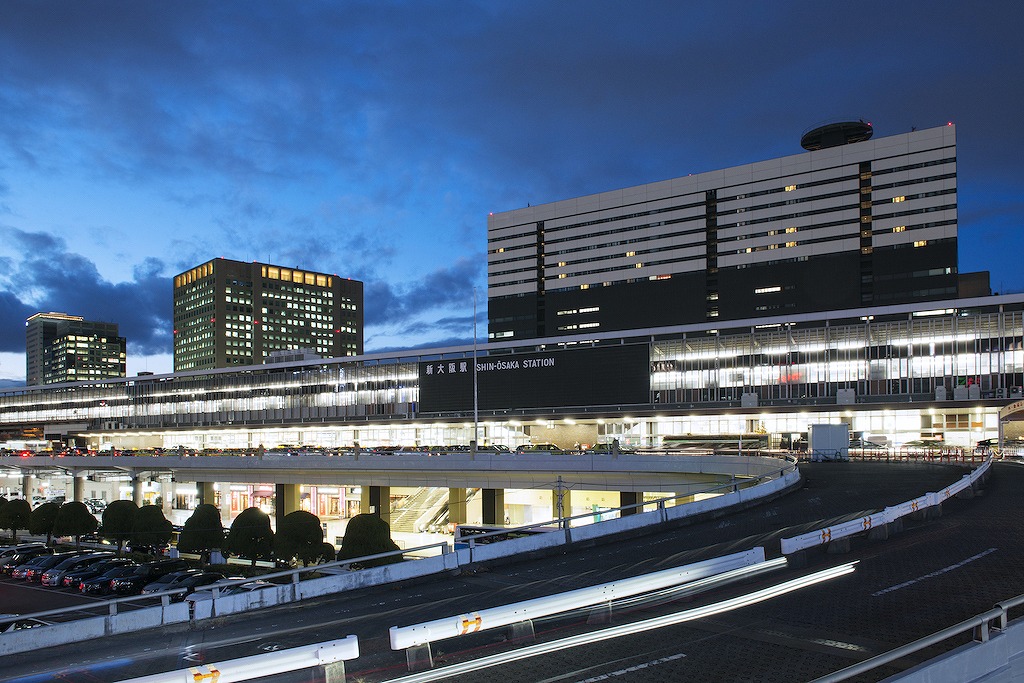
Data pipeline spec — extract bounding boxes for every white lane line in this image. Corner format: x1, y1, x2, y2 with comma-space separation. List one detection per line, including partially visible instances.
871, 547, 998, 596
575, 653, 687, 682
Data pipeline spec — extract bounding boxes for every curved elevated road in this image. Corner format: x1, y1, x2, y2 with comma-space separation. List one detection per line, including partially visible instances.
4, 460, 1020, 683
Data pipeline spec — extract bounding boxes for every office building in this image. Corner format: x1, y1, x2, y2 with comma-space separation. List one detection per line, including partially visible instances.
25, 312, 126, 386
487, 123, 958, 340
173, 258, 363, 371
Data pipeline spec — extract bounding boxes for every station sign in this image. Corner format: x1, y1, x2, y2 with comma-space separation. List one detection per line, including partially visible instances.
418, 344, 650, 413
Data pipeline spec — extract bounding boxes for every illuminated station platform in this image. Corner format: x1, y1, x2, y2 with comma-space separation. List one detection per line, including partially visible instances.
2, 293, 1023, 536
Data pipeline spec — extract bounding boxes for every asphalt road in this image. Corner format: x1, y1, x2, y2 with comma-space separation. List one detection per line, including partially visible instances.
3, 459, 1018, 683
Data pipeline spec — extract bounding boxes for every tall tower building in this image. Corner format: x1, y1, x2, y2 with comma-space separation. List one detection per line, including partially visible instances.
25, 312, 127, 386
487, 123, 958, 340
173, 258, 363, 372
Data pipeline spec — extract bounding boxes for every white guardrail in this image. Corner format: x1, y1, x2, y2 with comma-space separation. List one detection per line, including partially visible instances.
114, 635, 359, 683
389, 547, 771, 650
780, 458, 991, 555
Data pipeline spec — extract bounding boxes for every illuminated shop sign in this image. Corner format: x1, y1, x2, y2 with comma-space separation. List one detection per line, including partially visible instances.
418, 344, 649, 412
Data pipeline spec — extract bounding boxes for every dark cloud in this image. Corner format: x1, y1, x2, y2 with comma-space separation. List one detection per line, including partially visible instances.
363, 257, 481, 329
0, 228, 171, 356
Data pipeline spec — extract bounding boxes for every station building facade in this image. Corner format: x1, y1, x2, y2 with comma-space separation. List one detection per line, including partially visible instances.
487, 124, 960, 341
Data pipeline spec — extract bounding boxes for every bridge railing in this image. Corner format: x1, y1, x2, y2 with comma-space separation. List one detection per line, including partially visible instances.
809, 592, 1024, 682
780, 458, 991, 555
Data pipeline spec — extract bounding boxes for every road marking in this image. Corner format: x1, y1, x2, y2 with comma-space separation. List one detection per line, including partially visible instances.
574, 653, 687, 682
872, 548, 998, 596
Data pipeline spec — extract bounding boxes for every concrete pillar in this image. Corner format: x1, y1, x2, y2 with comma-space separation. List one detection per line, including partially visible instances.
22, 474, 35, 503
73, 475, 86, 503
481, 489, 505, 525
199, 481, 217, 507
619, 491, 642, 516
132, 476, 144, 504
361, 486, 391, 526
160, 479, 173, 515
448, 488, 467, 526
553, 486, 571, 521
275, 483, 302, 530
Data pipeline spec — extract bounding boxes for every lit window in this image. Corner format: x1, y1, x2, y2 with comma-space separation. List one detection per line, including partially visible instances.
635, 263, 643, 268
768, 230, 778, 236
557, 273, 567, 279
768, 244, 778, 250
786, 241, 797, 248
893, 196, 906, 203
785, 227, 797, 234
580, 284, 589, 290
914, 240, 928, 247
861, 247, 873, 254
785, 184, 796, 192
625, 251, 636, 257
892, 226, 906, 233
755, 286, 782, 294
557, 261, 566, 267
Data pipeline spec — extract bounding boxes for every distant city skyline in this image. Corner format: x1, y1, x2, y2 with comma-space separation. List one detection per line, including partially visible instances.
0, 2, 1021, 380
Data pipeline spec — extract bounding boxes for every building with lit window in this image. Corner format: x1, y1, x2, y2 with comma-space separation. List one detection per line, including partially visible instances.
173, 258, 363, 371
487, 123, 962, 341
25, 312, 126, 386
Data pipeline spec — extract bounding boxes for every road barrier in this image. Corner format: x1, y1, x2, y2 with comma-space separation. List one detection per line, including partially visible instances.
389, 547, 773, 650
112, 635, 358, 683
780, 458, 991, 555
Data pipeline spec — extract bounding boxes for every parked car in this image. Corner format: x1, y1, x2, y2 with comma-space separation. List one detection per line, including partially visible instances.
81, 564, 140, 595
14, 551, 81, 582
164, 572, 228, 601
514, 443, 565, 454
62, 557, 137, 590
110, 559, 191, 595
0, 542, 46, 561
0, 547, 55, 575
83, 499, 107, 514
40, 552, 114, 587
140, 569, 205, 595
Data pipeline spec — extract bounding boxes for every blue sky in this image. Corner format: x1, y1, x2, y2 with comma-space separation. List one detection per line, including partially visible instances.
0, 1, 1021, 380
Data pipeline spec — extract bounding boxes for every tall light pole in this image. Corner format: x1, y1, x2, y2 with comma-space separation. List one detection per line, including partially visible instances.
472, 286, 479, 458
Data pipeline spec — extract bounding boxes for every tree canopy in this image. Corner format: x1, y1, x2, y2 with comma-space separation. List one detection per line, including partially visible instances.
177, 504, 224, 562
132, 505, 174, 553
29, 501, 61, 544
53, 501, 99, 549
225, 507, 274, 565
101, 500, 139, 555
337, 513, 402, 568
0, 498, 32, 543
274, 510, 324, 566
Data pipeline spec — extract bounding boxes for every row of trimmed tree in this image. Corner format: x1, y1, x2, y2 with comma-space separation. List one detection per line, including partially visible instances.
0, 497, 402, 568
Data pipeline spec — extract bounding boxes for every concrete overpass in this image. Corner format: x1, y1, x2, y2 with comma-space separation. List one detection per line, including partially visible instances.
0, 451, 788, 529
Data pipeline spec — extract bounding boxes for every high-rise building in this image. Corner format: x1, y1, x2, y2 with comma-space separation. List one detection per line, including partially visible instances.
25, 312, 126, 386
487, 123, 958, 340
173, 258, 363, 371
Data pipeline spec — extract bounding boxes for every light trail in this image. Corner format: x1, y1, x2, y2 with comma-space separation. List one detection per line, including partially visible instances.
381, 561, 858, 682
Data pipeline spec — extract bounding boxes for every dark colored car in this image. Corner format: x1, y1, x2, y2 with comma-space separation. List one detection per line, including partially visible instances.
110, 559, 191, 595
40, 552, 114, 587
161, 572, 227, 602
62, 557, 137, 590
0, 547, 55, 575
81, 565, 140, 595
15, 551, 82, 582
140, 569, 204, 595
